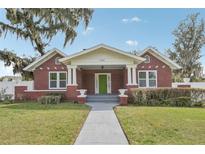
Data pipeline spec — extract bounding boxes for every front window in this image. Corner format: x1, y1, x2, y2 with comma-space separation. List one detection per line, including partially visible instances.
148, 72, 156, 87
50, 73, 57, 88
138, 71, 157, 88
49, 72, 67, 89
139, 72, 146, 87
59, 72, 67, 88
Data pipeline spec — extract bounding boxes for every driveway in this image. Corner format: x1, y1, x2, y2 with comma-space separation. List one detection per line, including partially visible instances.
74, 102, 129, 145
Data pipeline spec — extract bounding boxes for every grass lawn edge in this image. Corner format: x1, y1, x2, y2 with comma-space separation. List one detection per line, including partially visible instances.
0, 102, 91, 144
72, 104, 91, 144
114, 105, 205, 144
113, 105, 130, 145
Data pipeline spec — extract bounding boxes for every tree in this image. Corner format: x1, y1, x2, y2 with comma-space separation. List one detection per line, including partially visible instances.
167, 13, 205, 78
130, 50, 139, 55
0, 8, 93, 79
0, 49, 35, 80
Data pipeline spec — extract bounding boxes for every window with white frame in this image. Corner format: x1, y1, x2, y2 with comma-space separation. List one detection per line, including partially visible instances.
49, 72, 67, 89
138, 71, 147, 87
138, 70, 157, 88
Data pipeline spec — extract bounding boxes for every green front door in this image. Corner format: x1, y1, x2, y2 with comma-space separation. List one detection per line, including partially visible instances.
99, 75, 107, 94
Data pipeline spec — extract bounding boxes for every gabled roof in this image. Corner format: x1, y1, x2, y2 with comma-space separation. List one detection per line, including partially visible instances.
139, 47, 181, 70
23, 48, 66, 72
59, 44, 145, 63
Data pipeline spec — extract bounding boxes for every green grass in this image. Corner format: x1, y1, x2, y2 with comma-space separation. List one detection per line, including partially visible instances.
0, 102, 90, 144
115, 106, 205, 144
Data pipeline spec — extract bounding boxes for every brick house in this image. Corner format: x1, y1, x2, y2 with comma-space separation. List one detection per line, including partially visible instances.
15, 44, 181, 104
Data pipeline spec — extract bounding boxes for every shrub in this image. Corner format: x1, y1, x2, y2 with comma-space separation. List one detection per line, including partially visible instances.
46, 92, 64, 100
160, 99, 172, 106
2, 94, 14, 104
38, 95, 61, 104
129, 88, 205, 107
173, 97, 192, 107
0, 88, 14, 104
191, 101, 205, 108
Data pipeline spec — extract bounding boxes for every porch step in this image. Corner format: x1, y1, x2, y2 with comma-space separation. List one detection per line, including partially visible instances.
86, 95, 119, 103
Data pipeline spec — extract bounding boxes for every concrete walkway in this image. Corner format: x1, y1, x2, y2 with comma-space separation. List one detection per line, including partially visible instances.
74, 102, 129, 145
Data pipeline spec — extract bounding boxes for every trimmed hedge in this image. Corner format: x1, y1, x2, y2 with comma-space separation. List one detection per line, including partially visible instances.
128, 88, 205, 107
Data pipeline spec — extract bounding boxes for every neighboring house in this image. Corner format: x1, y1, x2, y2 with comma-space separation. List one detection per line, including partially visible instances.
15, 44, 181, 103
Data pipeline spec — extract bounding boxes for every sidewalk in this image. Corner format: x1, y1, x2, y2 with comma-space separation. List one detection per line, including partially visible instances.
74, 102, 128, 145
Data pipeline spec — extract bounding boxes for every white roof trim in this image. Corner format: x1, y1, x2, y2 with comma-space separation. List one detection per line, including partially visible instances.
25, 90, 66, 92
23, 48, 66, 72
139, 47, 181, 70
59, 44, 145, 63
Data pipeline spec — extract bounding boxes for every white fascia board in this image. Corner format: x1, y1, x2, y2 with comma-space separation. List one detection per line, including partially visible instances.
23, 48, 66, 72
139, 47, 182, 70
59, 44, 146, 63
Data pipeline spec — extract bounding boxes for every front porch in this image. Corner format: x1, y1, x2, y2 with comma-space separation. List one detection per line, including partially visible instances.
67, 64, 138, 93
65, 64, 138, 105
60, 44, 144, 99
77, 65, 126, 95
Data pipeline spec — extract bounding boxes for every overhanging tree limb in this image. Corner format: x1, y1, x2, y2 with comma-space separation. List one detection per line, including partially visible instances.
0, 49, 35, 80
0, 8, 94, 78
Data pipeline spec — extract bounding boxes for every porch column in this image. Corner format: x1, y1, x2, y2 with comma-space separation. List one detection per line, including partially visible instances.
66, 65, 78, 101
126, 64, 137, 85
67, 67, 72, 85
132, 65, 137, 85
72, 66, 77, 85
126, 64, 138, 95
67, 65, 77, 85
127, 66, 132, 85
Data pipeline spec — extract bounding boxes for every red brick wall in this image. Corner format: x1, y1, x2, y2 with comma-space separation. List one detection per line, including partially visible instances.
24, 91, 46, 100
33, 54, 67, 90
15, 85, 67, 101
119, 96, 128, 106
15, 86, 27, 100
24, 91, 66, 100
123, 68, 127, 88
81, 69, 124, 94
137, 52, 172, 87
66, 85, 78, 101
32, 50, 172, 94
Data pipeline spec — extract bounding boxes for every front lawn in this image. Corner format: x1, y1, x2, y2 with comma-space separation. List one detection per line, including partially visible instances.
0, 102, 90, 144
115, 106, 205, 144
